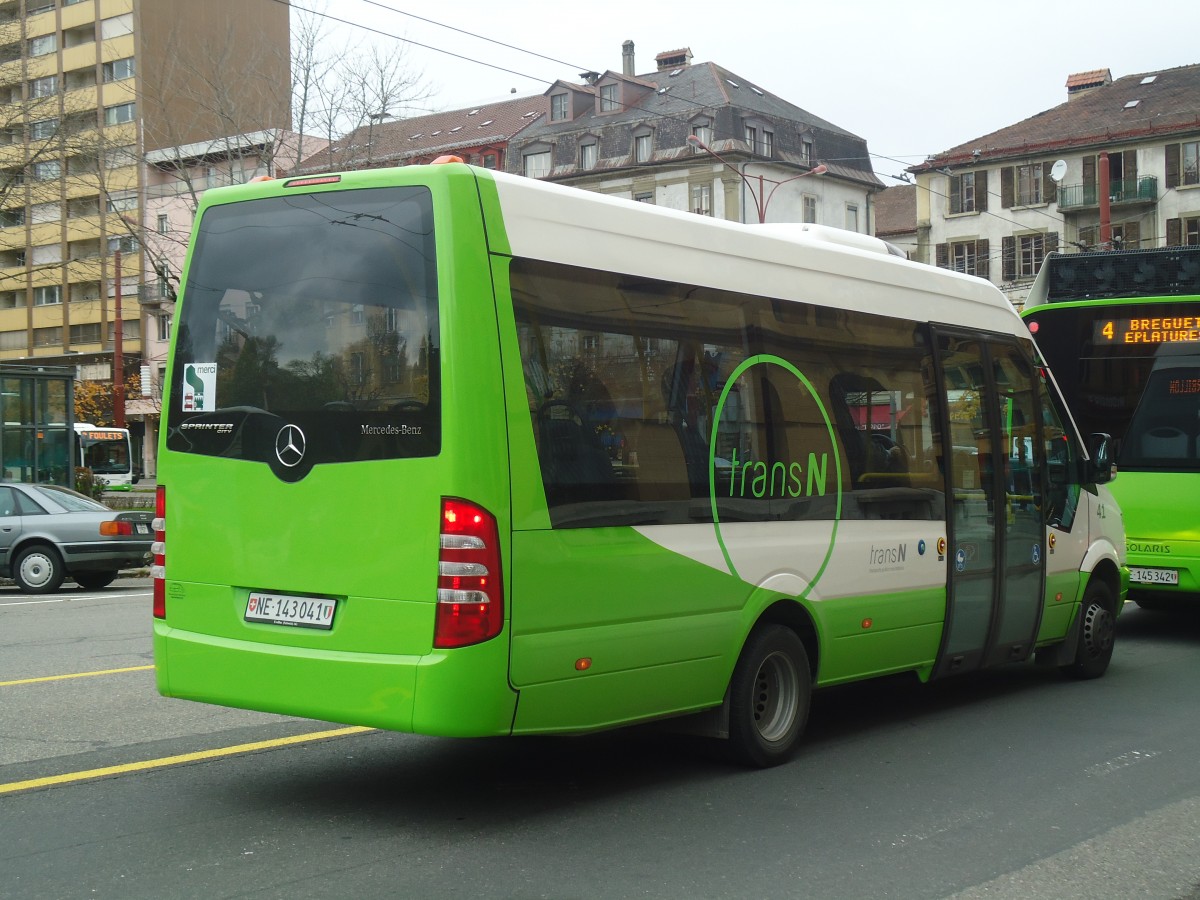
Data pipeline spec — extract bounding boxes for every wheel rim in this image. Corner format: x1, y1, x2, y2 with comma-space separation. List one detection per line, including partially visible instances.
1082, 602, 1115, 658
19, 552, 54, 589
752, 650, 800, 743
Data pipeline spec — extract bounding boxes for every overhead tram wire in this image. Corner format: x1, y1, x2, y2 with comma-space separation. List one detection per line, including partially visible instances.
269, 0, 559, 89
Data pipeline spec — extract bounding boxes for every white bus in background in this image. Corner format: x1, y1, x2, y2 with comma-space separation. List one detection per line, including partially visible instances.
74, 423, 137, 490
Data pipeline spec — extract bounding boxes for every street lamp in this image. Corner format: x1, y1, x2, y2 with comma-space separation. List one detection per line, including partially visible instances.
687, 134, 827, 223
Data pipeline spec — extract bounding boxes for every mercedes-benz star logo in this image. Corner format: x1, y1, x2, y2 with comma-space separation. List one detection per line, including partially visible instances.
275, 423, 307, 468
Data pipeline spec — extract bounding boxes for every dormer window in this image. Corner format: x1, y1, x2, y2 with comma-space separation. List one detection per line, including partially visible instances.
633, 127, 653, 163
744, 119, 774, 157
690, 119, 712, 150
599, 83, 619, 113
551, 93, 568, 121
580, 140, 598, 170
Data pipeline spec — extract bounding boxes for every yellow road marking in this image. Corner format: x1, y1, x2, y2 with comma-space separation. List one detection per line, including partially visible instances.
0, 726, 374, 795
0, 665, 154, 687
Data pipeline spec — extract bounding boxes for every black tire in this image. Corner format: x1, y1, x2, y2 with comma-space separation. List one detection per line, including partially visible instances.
74, 571, 118, 590
727, 624, 812, 768
13, 543, 65, 594
1060, 579, 1116, 679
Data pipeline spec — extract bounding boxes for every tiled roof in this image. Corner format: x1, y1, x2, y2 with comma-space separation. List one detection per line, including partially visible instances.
873, 184, 917, 237
914, 62, 1200, 171
295, 95, 544, 172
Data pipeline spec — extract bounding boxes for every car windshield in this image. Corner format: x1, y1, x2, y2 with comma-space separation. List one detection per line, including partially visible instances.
27, 483, 109, 512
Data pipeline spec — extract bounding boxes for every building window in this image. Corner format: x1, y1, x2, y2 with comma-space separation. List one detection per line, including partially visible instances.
634, 191, 654, 204
599, 83, 618, 112
104, 103, 136, 126
950, 172, 976, 214
29, 35, 56, 57
691, 183, 712, 216
634, 133, 652, 163
951, 241, 977, 275
29, 118, 58, 141
801, 140, 814, 164
761, 131, 773, 157
108, 235, 138, 254
33, 286, 62, 306
845, 204, 859, 232
744, 125, 757, 151
481, 154, 497, 169
580, 142, 597, 170
102, 57, 135, 83
523, 150, 551, 179
1184, 141, 1199, 186
580, 333, 600, 353
69, 323, 102, 344
29, 75, 57, 98
803, 195, 817, 223
691, 121, 712, 149
100, 14, 133, 39
106, 195, 136, 213
32, 160, 60, 181
157, 214, 169, 234
33, 325, 61, 347
550, 93, 568, 121
1016, 163, 1043, 205
1019, 233, 1047, 278
157, 314, 172, 342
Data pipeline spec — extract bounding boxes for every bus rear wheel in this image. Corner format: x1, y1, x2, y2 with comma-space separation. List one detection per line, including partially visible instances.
1060, 579, 1116, 680
727, 624, 811, 768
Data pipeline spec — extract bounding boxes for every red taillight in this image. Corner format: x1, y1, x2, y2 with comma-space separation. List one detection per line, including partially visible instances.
152, 485, 166, 619
435, 497, 503, 648
100, 520, 133, 536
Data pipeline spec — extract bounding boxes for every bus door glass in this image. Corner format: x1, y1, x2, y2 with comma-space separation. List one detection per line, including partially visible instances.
934, 333, 1044, 676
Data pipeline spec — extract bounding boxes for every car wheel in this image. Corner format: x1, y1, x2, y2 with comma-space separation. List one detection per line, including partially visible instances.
74, 571, 117, 590
727, 624, 812, 768
1060, 579, 1116, 680
13, 543, 65, 594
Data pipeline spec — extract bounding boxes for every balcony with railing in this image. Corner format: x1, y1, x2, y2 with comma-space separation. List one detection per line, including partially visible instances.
1057, 175, 1158, 211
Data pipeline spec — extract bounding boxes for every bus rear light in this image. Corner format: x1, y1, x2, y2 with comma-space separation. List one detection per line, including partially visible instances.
152, 485, 166, 619
435, 498, 502, 648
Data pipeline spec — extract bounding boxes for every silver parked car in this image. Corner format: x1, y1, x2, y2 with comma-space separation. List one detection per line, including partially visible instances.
0, 483, 153, 593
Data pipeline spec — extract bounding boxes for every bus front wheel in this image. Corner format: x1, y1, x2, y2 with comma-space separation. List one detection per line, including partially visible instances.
727, 624, 811, 768
1060, 579, 1116, 680
14, 543, 65, 594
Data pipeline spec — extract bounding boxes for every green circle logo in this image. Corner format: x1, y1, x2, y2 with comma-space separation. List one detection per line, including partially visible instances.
708, 354, 842, 599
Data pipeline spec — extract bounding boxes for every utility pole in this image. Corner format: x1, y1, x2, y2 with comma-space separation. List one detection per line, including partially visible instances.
114, 249, 125, 427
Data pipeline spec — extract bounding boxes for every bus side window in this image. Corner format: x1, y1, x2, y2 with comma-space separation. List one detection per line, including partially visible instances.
1040, 394, 1080, 531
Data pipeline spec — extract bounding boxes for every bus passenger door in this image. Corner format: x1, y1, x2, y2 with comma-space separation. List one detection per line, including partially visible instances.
932, 333, 1044, 677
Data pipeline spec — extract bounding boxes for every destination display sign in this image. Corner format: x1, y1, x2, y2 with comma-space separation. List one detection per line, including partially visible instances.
1094, 317, 1200, 345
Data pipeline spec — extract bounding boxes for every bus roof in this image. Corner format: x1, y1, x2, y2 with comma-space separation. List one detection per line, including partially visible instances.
483, 167, 1021, 336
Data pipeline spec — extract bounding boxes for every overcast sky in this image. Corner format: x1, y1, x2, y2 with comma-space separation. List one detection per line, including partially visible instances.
308, 0, 1198, 183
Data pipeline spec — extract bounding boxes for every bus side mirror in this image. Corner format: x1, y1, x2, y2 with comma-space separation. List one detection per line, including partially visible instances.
1088, 433, 1115, 484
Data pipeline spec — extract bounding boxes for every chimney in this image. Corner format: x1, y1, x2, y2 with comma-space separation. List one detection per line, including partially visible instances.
655, 47, 693, 72
1065, 68, 1112, 100
622, 41, 635, 76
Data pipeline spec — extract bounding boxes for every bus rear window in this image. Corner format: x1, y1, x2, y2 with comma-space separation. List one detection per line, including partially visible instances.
166, 186, 440, 476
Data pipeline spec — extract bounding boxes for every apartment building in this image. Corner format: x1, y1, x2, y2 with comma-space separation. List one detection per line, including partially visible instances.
910, 63, 1200, 308
0, 0, 289, 391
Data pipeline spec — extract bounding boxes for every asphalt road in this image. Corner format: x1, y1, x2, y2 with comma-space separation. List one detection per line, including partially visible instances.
2, 586, 1199, 900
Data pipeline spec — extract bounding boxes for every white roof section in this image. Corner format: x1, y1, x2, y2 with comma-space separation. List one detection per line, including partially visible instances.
485, 169, 1017, 335
145, 130, 281, 165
